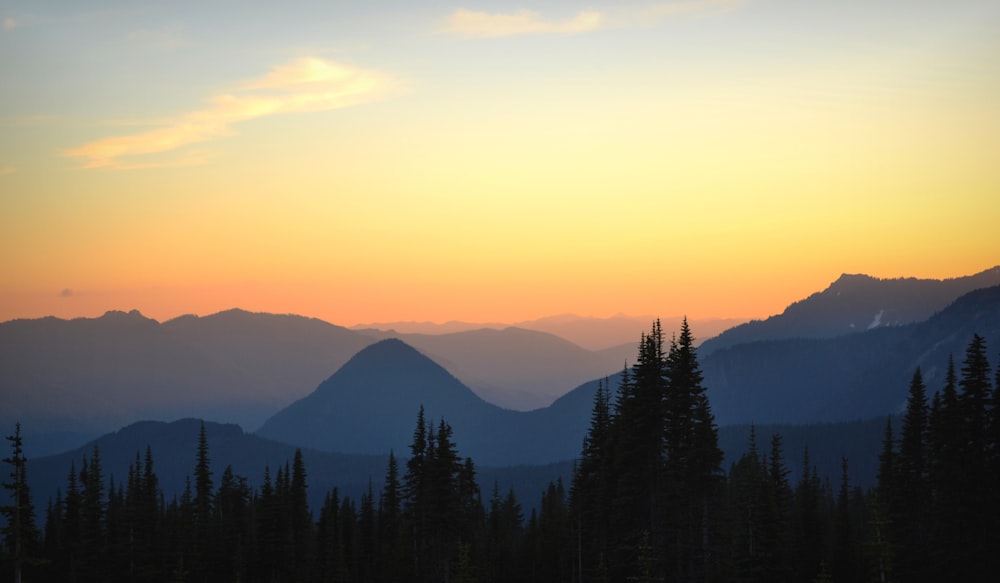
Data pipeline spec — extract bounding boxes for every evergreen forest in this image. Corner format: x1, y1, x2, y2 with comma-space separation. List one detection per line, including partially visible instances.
3, 321, 999, 582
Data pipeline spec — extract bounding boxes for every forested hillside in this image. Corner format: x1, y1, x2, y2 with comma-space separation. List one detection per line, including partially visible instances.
4, 323, 997, 582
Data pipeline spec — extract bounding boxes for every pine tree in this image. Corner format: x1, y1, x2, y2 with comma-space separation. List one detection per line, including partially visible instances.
927, 357, 963, 579
571, 378, 614, 581
831, 457, 854, 583
727, 425, 768, 580
403, 406, 430, 580
664, 317, 724, 582
379, 450, 404, 582
794, 448, 824, 582
958, 334, 992, 576
290, 449, 315, 581
61, 461, 82, 581
192, 421, 213, 581
358, 480, 377, 583
610, 323, 667, 580
895, 368, 929, 582
214, 465, 250, 582
765, 432, 794, 582
2, 423, 41, 583
79, 446, 106, 581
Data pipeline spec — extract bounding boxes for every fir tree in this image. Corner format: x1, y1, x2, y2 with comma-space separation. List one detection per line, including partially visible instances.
192, 421, 213, 581
2, 423, 41, 583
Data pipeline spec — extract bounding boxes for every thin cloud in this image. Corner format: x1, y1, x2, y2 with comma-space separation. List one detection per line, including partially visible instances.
0, 114, 54, 127
0, 166, 15, 176
441, 1, 745, 39
2, 17, 17, 31
625, 0, 745, 26
126, 26, 192, 50
442, 8, 604, 39
66, 58, 394, 169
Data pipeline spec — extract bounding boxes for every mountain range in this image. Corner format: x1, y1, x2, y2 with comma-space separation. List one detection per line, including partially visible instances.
5, 266, 1000, 481
254, 282, 1000, 465
1, 311, 653, 453
12, 266, 1000, 522
352, 314, 747, 351
699, 266, 1000, 355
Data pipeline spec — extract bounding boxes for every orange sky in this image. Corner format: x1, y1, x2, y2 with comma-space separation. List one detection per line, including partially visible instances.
2, 1, 998, 326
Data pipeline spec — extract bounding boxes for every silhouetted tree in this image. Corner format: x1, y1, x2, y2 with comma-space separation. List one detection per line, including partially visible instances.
2, 423, 41, 583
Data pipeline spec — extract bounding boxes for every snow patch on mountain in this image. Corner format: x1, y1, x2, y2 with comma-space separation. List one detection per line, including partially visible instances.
867, 309, 884, 330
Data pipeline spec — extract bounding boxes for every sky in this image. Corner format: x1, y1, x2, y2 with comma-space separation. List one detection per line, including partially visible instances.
1, 0, 998, 326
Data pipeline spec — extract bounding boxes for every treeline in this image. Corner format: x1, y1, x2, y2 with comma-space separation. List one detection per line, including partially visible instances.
2, 323, 998, 582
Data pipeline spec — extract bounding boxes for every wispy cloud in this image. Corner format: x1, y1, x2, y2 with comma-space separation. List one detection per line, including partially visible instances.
441, 1, 744, 39
3, 17, 18, 31
442, 8, 604, 39
625, 0, 745, 26
0, 114, 54, 127
66, 58, 395, 169
126, 25, 192, 50
0, 165, 16, 176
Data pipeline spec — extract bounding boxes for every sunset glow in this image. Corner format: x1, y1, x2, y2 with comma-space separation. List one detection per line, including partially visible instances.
2, 1, 998, 326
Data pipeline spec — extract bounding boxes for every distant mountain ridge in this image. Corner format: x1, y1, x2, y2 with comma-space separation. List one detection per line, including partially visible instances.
257, 339, 584, 466
5, 267, 998, 460
699, 266, 1000, 355
702, 284, 1000, 424
1, 310, 639, 454
257, 285, 1000, 466
0, 308, 375, 449
349, 327, 632, 409
353, 314, 747, 351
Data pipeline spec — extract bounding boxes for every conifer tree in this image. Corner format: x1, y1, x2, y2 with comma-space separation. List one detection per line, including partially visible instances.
379, 450, 404, 583
793, 448, 824, 581
727, 425, 767, 579
610, 324, 666, 580
358, 481, 377, 583
831, 457, 854, 583
571, 378, 614, 580
894, 368, 930, 581
664, 317, 724, 582
61, 461, 82, 580
79, 446, 106, 581
2, 423, 40, 583
192, 421, 213, 581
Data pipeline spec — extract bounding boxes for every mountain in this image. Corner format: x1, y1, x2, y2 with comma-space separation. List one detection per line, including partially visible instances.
699, 266, 1000, 355
256, 338, 626, 466
702, 285, 1000, 425
1, 310, 636, 451
160, 308, 374, 411
354, 314, 748, 352
0, 309, 378, 454
351, 327, 632, 410
515, 314, 748, 351
0, 310, 261, 439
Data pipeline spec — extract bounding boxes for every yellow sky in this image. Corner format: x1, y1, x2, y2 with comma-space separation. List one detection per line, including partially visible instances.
1, 1, 998, 325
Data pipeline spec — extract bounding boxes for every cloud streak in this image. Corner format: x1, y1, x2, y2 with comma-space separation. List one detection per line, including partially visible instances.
441, 1, 744, 39
66, 58, 394, 169
626, 0, 745, 26
442, 8, 603, 39
126, 26, 192, 50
